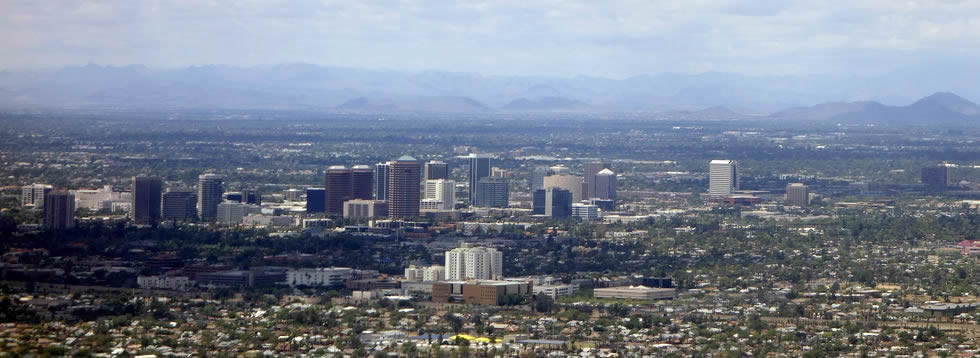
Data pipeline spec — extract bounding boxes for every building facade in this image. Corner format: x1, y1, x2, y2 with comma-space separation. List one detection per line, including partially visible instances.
424, 160, 449, 180
785, 183, 810, 207
593, 168, 617, 200
343, 199, 389, 218
132, 176, 162, 225
388, 156, 420, 219
533, 188, 572, 218
305, 187, 326, 213
374, 161, 391, 201
543, 174, 584, 202
197, 174, 224, 220
583, 160, 611, 199
474, 177, 509, 208
709, 160, 738, 199
43, 191, 75, 230
445, 244, 503, 280
467, 154, 491, 203
21, 183, 53, 208
424, 179, 456, 210
286, 267, 353, 287
162, 190, 197, 220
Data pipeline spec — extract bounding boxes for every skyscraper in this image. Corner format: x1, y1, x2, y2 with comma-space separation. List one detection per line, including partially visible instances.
921, 165, 950, 189
325, 166, 352, 216
305, 188, 326, 213
709, 160, 738, 199
21, 183, 53, 208
43, 191, 75, 230
474, 177, 509, 208
785, 183, 810, 207
162, 190, 197, 220
351, 165, 375, 200
594, 168, 617, 200
530, 166, 550, 192
388, 155, 420, 218
132, 176, 162, 226
445, 243, 503, 280
424, 160, 449, 180
543, 174, 584, 202
533, 188, 572, 218
424, 179, 456, 210
374, 162, 391, 201
584, 160, 611, 199
467, 154, 491, 203
197, 174, 224, 221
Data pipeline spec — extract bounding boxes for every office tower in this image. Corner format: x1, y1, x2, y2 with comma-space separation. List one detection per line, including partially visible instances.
785, 183, 810, 207
594, 169, 617, 200
388, 156, 421, 218
543, 174, 584, 202
375, 162, 391, 200
467, 154, 492, 203
533, 188, 572, 218
445, 243, 503, 280
21, 183, 53, 208
531, 166, 550, 192
305, 188, 326, 213
242, 189, 261, 205
572, 203, 600, 220
132, 176, 162, 225
549, 165, 570, 175
709, 160, 738, 198
424, 179, 456, 210
43, 191, 75, 230
162, 190, 197, 220
474, 177, 509, 208
424, 160, 449, 180
350, 165, 374, 200
324, 166, 352, 216
197, 174, 224, 221
584, 160, 611, 199
921, 165, 950, 189
343, 199, 389, 218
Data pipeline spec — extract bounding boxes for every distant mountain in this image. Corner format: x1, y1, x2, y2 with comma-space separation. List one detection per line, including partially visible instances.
769, 92, 979, 125
501, 96, 587, 111
1, 62, 979, 115
336, 96, 489, 113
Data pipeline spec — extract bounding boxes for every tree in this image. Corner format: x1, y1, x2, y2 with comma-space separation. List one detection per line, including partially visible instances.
534, 294, 554, 313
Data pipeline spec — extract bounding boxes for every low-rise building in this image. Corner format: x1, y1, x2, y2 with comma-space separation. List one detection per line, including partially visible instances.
137, 275, 193, 291
593, 286, 675, 300
286, 267, 353, 287
432, 280, 533, 305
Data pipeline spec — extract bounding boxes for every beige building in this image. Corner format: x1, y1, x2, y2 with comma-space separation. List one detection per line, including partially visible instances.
343, 199, 389, 218
543, 174, 584, 202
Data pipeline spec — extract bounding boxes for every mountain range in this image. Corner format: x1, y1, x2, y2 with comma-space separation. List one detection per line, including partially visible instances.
0, 63, 978, 125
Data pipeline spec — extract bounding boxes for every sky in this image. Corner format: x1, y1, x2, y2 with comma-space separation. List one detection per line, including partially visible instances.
2, 0, 979, 78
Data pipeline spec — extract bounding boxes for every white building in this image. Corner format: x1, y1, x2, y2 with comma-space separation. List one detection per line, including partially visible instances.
572, 203, 600, 220
404, 265, 425, 281
533, 284, 580, 299
445, 243, 502, 280
286, 267, 353, 287
420, 199, 446, 211
423, 265, 445, 282
243, 214, 296, 227
216, 202, 261, 224
424, 179, 455, 210
137, 275, 193, 291
709, 160, 739, 198
21, 184, 53, 207
594, 286, 675, 300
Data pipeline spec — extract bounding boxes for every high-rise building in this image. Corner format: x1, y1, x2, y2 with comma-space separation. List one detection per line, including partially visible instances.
351, 165, 374, 200
197, 174, 224, 221
594, 169, 617, 200
467, 154, 492, 203
283, 188, 304, 201
242, 189, 261, 205
306, 188, 326, 213
424, 179, 456, 210
325, 166, 352, 216
445, 243, 503, 280
21, 183, 53, 208
217, 202, 260, 224
424, 160, 449, 180
343, 199, 389, 218
543, 174, 584, 202
474, 177, 509, 208
43, 191, 75, 230
374, 162, 391, 200
584, 160, 611, 199
709, 160, 738, 199
921, 165, 951, 189
132, 176, 162, 225
388, 156, 421, 218
162, 190, 197, 220
533, 188, 572, 218
572, 203, 600, 220
530, 166, 550, 192
785, 183, 810, 207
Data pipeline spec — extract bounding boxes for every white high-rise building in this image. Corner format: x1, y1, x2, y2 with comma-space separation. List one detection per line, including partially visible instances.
709, 160, 739, 198
424, 179, 456, 210
445, 243, 502, 280
423, 265, 445, 282
21, 184, 53, 208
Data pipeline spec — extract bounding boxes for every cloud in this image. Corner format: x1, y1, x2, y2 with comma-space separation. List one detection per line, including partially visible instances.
0, 0, 978, 77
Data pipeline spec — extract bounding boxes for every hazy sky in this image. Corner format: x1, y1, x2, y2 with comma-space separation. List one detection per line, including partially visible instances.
2, 1, 979, 78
